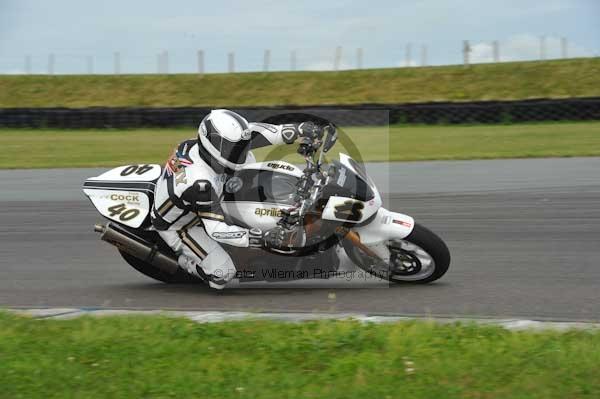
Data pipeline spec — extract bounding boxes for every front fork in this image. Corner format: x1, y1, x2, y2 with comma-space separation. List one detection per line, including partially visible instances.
340, 207, 416, 260
342, 230, 381, 259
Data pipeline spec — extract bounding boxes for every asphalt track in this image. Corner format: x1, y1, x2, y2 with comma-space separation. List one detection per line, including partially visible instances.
1, 158, 600, 321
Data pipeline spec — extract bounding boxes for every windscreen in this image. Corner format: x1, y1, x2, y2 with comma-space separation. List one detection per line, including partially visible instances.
326, 160, 375, 202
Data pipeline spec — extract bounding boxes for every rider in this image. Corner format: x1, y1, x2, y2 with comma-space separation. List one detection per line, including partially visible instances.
151, 109, 327, 289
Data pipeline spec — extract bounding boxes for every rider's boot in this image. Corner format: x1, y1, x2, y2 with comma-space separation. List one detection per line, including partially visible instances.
177, 254, 231, 290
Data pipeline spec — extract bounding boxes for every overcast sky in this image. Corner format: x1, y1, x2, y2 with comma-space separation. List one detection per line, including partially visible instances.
0, 0, 598, 74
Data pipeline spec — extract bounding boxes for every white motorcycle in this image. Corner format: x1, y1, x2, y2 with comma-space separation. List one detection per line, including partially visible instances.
83, 127, 450, 285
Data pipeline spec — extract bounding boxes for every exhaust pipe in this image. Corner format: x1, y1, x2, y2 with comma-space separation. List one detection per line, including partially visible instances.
94, 222, 179, 274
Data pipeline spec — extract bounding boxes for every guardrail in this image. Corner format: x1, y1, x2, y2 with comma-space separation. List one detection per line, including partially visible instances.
1, 97, 599, 128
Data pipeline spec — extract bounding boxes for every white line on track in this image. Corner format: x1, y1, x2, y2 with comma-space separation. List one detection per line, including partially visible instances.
8, 308, 600, 331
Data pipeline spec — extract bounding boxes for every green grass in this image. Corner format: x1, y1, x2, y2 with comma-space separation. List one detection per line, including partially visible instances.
0, 58, 599, 108
0, 121, 599, 169
1, 312, 599, 398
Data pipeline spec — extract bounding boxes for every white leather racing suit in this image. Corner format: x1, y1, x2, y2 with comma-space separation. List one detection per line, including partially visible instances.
151, 122, 301, 288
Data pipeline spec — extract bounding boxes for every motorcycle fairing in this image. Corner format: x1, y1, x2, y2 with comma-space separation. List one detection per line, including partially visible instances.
221, 201, 284, 231
222, 162, 302, 231
83, 188, 151, 228
321, 196, 380, 224
321, 154, 382, 223
224, 162, 300, 200
82, 164, 161, 228
238, 161, 302, 178
352, 207, 415, 245
87, 164, 162, 182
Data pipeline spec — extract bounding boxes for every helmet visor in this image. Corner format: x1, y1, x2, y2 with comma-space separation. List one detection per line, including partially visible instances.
206, 127, 250, 165
221, 136, 251, 165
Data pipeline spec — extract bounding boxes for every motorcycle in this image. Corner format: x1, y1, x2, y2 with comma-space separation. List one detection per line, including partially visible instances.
83, 126, 450, 285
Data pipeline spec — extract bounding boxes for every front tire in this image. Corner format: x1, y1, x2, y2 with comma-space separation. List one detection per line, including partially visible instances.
343, 223, 450, 284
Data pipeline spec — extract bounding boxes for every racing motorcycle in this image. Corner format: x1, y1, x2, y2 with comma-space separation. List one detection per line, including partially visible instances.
83, 127, 450, 285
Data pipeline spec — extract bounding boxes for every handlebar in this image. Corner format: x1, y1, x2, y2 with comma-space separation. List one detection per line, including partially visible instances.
278, 123, 337, 231
281, 125, 334, 224
296, 123, 336, 159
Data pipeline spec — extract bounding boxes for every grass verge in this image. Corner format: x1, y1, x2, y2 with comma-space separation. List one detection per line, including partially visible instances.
1, 312, 599, 398
0, 121, 599, 169
0, 58, 599, 108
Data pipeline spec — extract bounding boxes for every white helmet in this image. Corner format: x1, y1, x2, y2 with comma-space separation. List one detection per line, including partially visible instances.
198, 109, 252, 171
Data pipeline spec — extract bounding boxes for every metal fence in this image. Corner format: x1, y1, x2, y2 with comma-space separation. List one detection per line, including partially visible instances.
0, 36, 593, 75
2, 98, 599, 128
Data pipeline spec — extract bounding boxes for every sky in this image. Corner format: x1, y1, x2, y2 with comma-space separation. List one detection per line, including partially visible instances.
0, 0, 598, 74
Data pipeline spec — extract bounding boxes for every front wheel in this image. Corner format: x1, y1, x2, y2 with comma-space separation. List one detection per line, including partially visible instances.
343, 223, 450, 284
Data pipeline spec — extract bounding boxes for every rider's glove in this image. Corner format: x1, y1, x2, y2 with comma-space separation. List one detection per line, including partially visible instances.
298, 122, 324, 141
249, 227, 289, 248
296, 122, 325, 156
263, 226, 286, 248
263, 226, 306, 249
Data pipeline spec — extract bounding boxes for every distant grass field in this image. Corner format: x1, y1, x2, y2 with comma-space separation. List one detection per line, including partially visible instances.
0, 121, 599, 169
0, 58, 599, 108
1, 312, 600, 399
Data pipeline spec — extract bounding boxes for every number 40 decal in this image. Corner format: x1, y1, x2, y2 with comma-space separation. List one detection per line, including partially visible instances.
333, 200, 364, 221
108, 203, 140, 221
120, 164, 153, 176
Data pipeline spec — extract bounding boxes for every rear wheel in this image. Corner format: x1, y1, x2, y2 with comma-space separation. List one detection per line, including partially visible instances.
119, 250, 204, 284
343, 223, 450, 284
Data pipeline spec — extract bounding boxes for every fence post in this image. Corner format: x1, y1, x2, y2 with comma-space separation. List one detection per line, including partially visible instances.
334, 46, 342, 71
356, 48, 363, 69
114, 52, 121, 75
197, 50, 204, 75
420, 45, 428, 66
163, 50, 169, 74
493, 40, 499, 62
157, 51, 169, 73
86, 55, 94, 74
462, 40, 471, 66
228, 52, 235, 73
561, 37, 568, 59
540, 36, 546, 60
405, 43, 412, 66
263, 49, 271, 72
47, 53, 55, 75
290, 50, 297, 71
25, 55, 32, 74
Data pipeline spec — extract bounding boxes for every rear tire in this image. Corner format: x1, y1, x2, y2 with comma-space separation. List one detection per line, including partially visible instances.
344, 223, 450, 284
119, 250, 204, 284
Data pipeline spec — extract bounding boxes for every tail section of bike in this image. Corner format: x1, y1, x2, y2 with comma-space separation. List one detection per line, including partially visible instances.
82, 164, 161, 228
